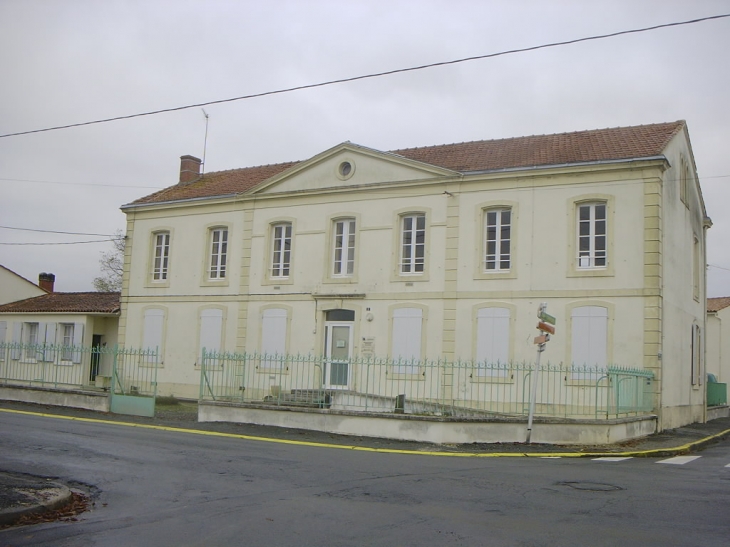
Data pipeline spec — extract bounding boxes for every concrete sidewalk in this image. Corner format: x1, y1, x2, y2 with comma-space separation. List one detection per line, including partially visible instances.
1, 401, 729, 527
0, 472, 72, 527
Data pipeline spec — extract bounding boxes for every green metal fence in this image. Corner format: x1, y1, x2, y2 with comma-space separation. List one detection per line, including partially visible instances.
200, 350, 655, 419
0, 342, 157, 396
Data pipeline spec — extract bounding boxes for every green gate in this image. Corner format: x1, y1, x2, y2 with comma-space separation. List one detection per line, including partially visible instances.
110, 346, 159, 417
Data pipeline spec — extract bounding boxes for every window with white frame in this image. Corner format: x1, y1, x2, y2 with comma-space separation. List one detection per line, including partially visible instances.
333, 218, 356, 277
475, 307, 510, 376
391, 307, 423, 374
577, 203, 607, 269
61, 323, 74, 361
261, 308, 287, 368
152, 232, 171, 280
400, 214, 425, 274
484, 208, 511, 272
271, 223, 292, 278
571, 306, 608, 377
208, 228, 228, 280
24, 322, 39, 358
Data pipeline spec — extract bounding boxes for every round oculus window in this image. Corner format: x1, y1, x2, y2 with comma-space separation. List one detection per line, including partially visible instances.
338, 161, 353, 179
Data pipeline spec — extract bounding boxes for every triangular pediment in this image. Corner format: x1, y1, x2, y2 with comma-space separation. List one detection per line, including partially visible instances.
247, 142, 458, 195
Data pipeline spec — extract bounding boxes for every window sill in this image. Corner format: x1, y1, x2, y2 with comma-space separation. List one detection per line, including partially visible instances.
470, 374, 514, 384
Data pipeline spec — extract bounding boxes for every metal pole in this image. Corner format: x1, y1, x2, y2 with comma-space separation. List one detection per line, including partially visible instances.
526, 342, 545, 443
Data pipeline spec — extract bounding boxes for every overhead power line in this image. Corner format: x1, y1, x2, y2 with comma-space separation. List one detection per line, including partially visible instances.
0, 225, 118, 237
0, 177, 163, 189
1, 13, 728, 139
0, 239, 116, 246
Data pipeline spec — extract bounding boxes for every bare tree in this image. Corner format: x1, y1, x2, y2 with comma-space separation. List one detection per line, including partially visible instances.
93, 231, 125, 292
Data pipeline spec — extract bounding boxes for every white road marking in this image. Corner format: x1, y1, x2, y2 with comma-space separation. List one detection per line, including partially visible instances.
657, 456, 702, 465
592, 457, 633, 462
725, 463, 730, 468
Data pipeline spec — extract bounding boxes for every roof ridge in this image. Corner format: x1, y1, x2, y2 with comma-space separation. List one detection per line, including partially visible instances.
390, 120, 685, 154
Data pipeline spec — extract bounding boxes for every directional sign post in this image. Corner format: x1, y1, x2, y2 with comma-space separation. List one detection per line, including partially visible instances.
527, 303, 557, 443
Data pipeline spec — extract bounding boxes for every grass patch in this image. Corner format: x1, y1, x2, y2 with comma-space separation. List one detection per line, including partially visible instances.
155, 395, 180, 406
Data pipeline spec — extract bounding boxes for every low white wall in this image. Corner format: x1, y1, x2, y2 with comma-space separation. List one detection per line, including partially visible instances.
0, 386, 110, 412
199, 402, 657, 445
707, 406, 730, 421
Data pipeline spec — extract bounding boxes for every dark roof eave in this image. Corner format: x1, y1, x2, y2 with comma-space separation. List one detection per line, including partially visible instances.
462, 155, 669, 176
121, 192, 240, 211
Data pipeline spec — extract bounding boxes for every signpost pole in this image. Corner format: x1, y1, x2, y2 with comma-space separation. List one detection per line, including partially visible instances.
527, 302, 555, 444
526, 340, 544, 444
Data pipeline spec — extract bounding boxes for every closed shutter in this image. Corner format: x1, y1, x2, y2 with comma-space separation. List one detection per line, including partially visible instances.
0, 321, 6, 361
392, 308, 423, 374
476, 307, 510, 375
199, 309, 224, 362
11, 323, 22, 359
571, 306, 608, 376
143, 309, 165, 363
261, 308, 287, 368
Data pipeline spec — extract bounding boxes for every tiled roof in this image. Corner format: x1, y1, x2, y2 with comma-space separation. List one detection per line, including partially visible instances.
708, 297, 730, 313
129, 121, 685, 206
0, 292, 120, 314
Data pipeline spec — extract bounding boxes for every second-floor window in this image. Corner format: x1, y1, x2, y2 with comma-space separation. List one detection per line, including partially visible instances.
208, 228, 228, 279
153, 232, 170, 280
271, 223, 292, 278
484, 208, 511, 271
577, 203, 607, 269
333, 219, 356, 277
400, 213, 425, 274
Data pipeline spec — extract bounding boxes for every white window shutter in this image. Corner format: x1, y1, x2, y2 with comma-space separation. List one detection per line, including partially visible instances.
36, 323, 47, 360
392, 308, 423, 361
143, 309, 165, 359
44, 323, 57, 345
572, 306, 608, 369
72, 323, 84, 363
199, 309, 224, 358
11, 323, 22, 359
476, 308, 510, 366
261, 309, 287, 355
0, 322, 6, 361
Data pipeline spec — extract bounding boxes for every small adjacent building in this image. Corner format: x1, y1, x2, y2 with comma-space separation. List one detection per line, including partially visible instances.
707, 297, 730, 385
0, 266, 47, 305
0, 290, 121, 385
119, 120, 709, 430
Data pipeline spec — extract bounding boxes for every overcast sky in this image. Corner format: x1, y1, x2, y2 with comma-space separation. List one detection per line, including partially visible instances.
1, 1, 729, 296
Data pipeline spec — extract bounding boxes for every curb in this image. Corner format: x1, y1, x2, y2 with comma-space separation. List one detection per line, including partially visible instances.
2, 407, 729, 459
0, 479, 73, 527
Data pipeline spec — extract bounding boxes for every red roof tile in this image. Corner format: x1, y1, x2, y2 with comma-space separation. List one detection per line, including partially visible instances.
708, 297, 730, 313
0, 292, 120, 314
128, 121, 685, 206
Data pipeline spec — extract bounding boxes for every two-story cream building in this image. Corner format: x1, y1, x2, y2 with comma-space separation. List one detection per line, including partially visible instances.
119, 121, 709, 430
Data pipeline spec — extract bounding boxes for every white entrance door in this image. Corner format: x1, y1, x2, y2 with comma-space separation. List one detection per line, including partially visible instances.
324, 323, 352, 389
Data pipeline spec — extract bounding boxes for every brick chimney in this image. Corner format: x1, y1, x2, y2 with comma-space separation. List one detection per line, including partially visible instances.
179, 155, 202, 184
39, 272, 55, 293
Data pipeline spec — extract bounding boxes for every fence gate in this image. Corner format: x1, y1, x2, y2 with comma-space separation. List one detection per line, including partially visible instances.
110, 347, 158, 417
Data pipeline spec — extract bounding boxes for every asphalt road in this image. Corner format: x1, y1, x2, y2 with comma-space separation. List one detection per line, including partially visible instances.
0, 411, 728, 547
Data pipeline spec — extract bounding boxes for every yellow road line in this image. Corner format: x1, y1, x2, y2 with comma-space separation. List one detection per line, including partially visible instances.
1, 407, 728, 458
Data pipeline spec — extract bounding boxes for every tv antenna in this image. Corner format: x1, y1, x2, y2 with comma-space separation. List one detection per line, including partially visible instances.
201, 108, 210, 175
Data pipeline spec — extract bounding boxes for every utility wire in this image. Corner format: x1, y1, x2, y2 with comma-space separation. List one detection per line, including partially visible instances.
0, 239, 116, 246
1, 13, 728, 139
0, 225, 118, 237
0, 177, 163, 189
709, 264, 730, 273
